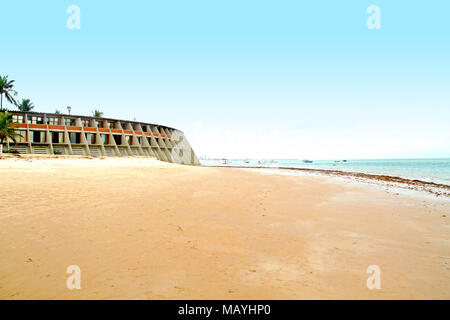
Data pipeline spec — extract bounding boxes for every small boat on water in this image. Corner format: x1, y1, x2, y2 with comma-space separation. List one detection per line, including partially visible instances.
222, 159, 229, 165
302, 159, 313, 163
257, 159, 278, 165
244, 159, 250, 164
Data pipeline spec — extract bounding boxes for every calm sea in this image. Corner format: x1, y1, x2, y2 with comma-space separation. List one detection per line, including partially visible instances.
201, 158, 450, 186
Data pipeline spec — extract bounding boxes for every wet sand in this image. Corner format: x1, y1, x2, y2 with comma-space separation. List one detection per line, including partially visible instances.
0, 155, 449, 299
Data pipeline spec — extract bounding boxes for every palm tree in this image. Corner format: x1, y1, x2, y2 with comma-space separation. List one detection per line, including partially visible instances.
55, 109, 61, 114
0, 75, 18, 111
16, 98, 35, 112
0, 112, 21, 153
92, 109, 103, 117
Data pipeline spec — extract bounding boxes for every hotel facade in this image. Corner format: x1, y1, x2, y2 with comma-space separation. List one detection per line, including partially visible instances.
1, 110, 201, 165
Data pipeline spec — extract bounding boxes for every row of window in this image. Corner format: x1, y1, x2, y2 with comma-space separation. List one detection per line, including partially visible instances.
7, 130, 166, 146
12, 115, 72, 126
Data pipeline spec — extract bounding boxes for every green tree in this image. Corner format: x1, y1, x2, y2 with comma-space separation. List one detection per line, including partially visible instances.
0, 112, 21, 153
0, 75, 18, 111
92, 109, 103, 117
55, 109, 61, 114
16, 98, 35, 112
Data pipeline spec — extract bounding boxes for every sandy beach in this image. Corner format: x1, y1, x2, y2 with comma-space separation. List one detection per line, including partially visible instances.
0, 155, 449, 299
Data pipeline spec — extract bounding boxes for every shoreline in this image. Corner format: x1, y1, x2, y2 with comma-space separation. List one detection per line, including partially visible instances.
209, 165, 450, 197
2, 155, 448, 197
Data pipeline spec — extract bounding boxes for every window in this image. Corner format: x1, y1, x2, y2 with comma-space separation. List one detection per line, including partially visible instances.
32, 131, 45, 143
101, 134, 109, 144
12, 115, 24, 123
28, 116, 43, 124
81, 120, 90, 127
65, 119, 75, 126
69, 132, 81, 144
51, 132, 64, 143
86, 133, 96, 144
48, 118, 59, 125
113, 135, 121, 145
13, 130, 27, 143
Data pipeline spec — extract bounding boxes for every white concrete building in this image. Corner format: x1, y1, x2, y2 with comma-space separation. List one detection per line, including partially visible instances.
1, 110, 200, 165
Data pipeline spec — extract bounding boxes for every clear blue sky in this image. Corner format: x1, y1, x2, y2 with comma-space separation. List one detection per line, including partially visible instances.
2, 1, 449, 159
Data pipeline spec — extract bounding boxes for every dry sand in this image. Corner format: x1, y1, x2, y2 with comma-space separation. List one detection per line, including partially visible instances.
0, 155, 449, 299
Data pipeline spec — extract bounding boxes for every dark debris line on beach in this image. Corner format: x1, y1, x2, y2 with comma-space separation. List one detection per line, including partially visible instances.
210, 166, 450, 198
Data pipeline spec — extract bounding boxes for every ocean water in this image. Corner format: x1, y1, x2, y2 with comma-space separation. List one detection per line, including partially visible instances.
200, 158, 450, 186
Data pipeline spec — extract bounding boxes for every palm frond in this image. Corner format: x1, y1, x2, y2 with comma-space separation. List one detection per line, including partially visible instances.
92, 109, 104, 117
0, 75, 18, 109
0, 112, 22, 144
16, 98, 35, 111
